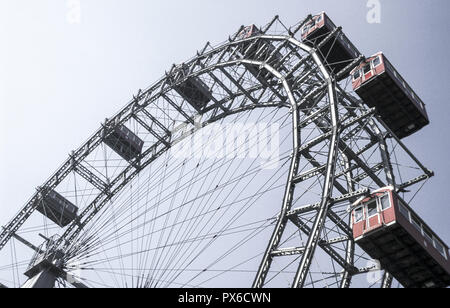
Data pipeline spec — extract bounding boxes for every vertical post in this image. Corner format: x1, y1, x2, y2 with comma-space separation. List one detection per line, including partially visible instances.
339, 154, 355, 288
369, 121, 396, 288
252, 71, 301, 288
292, 79, 340, 288
379, 133, 395, 288
378, 134, 396, 188
381, 271, 393, 288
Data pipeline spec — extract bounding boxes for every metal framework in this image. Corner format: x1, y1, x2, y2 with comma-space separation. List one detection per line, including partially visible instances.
0, 15, 433, 288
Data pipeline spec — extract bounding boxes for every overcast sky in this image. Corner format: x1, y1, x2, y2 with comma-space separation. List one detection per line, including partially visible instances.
0, 0, 449, 263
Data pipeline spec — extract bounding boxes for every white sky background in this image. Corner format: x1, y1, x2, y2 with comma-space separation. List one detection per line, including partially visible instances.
0, 0, 449, 263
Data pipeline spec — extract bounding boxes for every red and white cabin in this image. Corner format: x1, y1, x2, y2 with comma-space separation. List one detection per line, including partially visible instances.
351, 52, 430, 139
237, 24, 261, 40
301, 12, 361, 80
352, 187, 450, 288
236, 24, 263, 57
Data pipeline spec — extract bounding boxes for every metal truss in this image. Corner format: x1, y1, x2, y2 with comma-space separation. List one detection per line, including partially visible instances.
0, 15, 433, 288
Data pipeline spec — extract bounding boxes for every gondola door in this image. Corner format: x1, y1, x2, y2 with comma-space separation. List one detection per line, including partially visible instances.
364, 198, 383, 234
361, 62, 374, 83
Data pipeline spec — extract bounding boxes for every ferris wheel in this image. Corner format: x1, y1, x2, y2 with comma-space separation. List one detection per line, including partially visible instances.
0, 13, 447, 289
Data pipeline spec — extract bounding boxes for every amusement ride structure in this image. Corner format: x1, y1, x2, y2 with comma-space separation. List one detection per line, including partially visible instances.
0, 12, 448, 288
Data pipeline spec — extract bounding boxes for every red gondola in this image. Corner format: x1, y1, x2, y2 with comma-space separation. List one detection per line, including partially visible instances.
352, 187, 450, 288
301, 12, 361, 80
351, 52, 430, 139
237, 24, 261, 40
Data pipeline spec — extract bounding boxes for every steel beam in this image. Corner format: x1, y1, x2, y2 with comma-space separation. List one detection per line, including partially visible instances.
252, 63, 302, 289
73, 162, 110, 194
398, 174, 433, 192
288, 215, 357, 274
340, 154, 357, 288
287, 189, 369, 216
292, 80, 340, 288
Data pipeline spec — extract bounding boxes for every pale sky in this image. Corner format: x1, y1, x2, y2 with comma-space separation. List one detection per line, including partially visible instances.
0, 0, 449, 285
